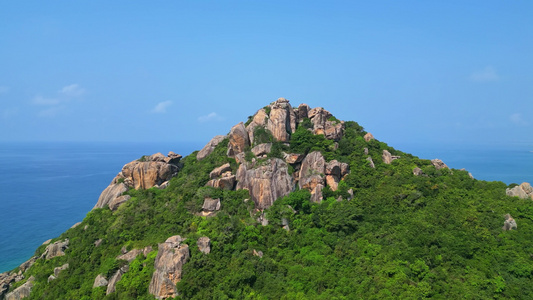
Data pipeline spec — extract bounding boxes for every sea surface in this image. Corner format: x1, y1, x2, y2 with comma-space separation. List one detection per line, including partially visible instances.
0, 141, 532, 273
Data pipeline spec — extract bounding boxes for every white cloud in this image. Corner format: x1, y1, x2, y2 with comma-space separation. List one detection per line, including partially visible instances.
59, 84, 85, 97
510, 113, 528, 126
32, 95, 60, 106
469, 66, 499, 82
198, 112, 224, 122
151, 101, 172, 113
0, 86, 9, 94
38, 106, 64, 118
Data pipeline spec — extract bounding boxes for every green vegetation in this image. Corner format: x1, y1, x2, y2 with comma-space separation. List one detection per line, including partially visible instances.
11, 116, 533, 300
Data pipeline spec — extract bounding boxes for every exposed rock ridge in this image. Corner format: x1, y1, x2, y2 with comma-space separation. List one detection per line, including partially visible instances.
506, 182, 533, 200
94, 151, 182, 210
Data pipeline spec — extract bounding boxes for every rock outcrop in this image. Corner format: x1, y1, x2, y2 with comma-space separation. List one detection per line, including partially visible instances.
149, 235, 190, 299
506, 182, 533, 200
236, 158, 294, 209
382, 150, 400, 164
503, 214, 517, 231
42, 239, 69, 260
197, 135, 226, 160
299, 151, 326, 202
53, 263, 69, 277
252, 143, 272, 157
197, 237, 211, 254
366, 156, 375, 169
227, 122, 250, 157
325, 160, 349, 191
94, 152, 182, 210
116, 246, 153, 262
266, 98, 294, 142
93, 274, 108, 288
431, 159, 448, 170
5, 276, 34, 300
364, 132, 375, 142
106, 265, 129, 295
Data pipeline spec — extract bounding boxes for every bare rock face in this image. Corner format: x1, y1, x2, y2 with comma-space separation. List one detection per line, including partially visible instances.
324, 120, 344, 141
93, 183, 128, 210
299, 151, 326, 202
366, 156, 375, 169
18, 257, 37, 273
106, 265, 129, 295
506, 182, 533, 200
209, 163, 232, 179
117, 246, 153, 262
236, 158, 294, 209
382, 150, 400, 164
42, 239, 69, 260
324, 160, 349, 191
1, 273, 16, 298
149, 235, 190, 299
267, 98, 293, 142
109, 195, 131, 211
206, 172, 236, 190
202, 197, 221, 212
5, 276, 34, 300
431, 159, 448, 170
197, 237, 211, 254
245, 108, 268, 144
503, 214, 518, 231
297, 103, 309, 120
413, 167, 424, 176
197, 135, 226, 161
93, 274, 108, 288
120, 155, 180, 190
227, 122, 250, 157
53, 263, 69, 277
252, 143, 272, 157
283, 152, 305, 164
253, 249, 264, 258
364, 132, 375, 142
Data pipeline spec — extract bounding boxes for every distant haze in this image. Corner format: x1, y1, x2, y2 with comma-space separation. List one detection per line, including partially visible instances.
0, 1, 531, 149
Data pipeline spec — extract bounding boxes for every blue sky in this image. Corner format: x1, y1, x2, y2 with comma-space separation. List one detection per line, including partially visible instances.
1, 1, 532, 149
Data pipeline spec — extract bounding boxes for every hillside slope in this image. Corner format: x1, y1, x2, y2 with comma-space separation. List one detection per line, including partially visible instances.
2, 98, 533, 300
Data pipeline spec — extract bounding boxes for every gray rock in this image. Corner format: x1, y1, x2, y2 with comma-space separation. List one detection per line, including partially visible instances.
253, 249, 264, 258
53, 263, 69, 277
149, 236, 190, 299
236, 158, 294, 209
267, 98, 293, 142
93, 274, 108, 288
42, 239, 69, 260
206, 174, 236, 190
283, 152, 305, 164
364, 132, 375, 142
197, 135, 226, 161
109, 195, 131, 211
503, 214, 518, 231
366, 156, 375, 169
252, 143, 272, 157
116, 246, 153, 262
5, 276, 34, 300
209, 163, 232, 179
431, 159, 448, 170
413, 167, 424, 176
299, 151, 325, 202
47, 275, 56, 283
94, 239, 103, 247
227, 122, 250, 157
93, 183, 128, 210
106, 265, 129, 295
202, 198, 221, 212
197, 237, 211, 254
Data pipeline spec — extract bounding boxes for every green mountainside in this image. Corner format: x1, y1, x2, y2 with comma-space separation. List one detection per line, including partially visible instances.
2, 98, 533, 299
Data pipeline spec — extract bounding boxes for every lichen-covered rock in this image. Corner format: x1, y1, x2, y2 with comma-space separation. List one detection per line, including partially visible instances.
209, 163, 232, 179
202, 198, 221, 212
106, 265, 129, 295
197, 237, 211, 254
503, 214, 517, 231
382, 150, 400, 164
364, 132, 375, 142
227, 122, 250, 157
197, 135, 226, 160
252, 143, 272, 157
299, 151, 325, 202
506, 182, 533, 200
149, 235, 190, 299
42, 239, 69, 260
93, 274, 108, 288
5, 276, 34, 300
236, 158, 294, 209
93, 183, 128, 210
431, 159, 448, 170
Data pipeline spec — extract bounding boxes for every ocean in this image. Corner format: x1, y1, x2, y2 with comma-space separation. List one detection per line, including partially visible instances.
0, 141, 531, 273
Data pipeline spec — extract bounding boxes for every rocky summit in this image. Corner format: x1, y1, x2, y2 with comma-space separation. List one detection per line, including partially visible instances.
1, 98, 533, 300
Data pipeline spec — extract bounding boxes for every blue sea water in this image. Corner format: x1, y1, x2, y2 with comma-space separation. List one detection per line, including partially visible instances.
0, 141, 531, 273
0, 141, 202, 273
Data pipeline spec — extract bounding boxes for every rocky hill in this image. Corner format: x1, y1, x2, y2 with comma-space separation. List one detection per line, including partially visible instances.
2, 98, 533, 299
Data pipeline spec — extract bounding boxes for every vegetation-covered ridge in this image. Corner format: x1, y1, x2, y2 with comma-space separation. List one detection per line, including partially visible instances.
2, 98, 533, 300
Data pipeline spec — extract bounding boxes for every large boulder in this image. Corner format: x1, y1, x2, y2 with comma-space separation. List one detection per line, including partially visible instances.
206, 172, 236, 190
106, 265, 129, 295
503, 214, 518, 231
382, 150, 400, 164
149, 236, 190, 299
299, 151, 326, 202
252, 143, 272, 157
431, 159, 448, 170
53, 263, 69, 277
324, 160, 349, 191
116, 246, 153, 262
236, 158, 294, 209
197, 135, 226, 161
93, 183, 128, 210
5, 276, 34, 300
42, 239, 69, 260
245, 108, 269, 144
209, 163, 232, 179
227, 122, 250, 157
93, 274, 108, 288
506, 182, 533, 200
1, 273, 16, 298
197, 237, 211, 254
364, 132, 375, 142
267, 98, 294, 142
297, 103, 309, 120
